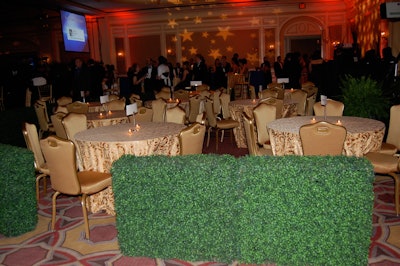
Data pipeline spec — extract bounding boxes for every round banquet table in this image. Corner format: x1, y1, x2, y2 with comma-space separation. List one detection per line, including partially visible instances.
228, 99, 297, 148
74, 122, 186, 215
267, 116, 385, 157
86, 110, 129, 128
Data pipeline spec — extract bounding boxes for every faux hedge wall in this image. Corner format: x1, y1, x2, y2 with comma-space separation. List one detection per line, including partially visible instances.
0, 143, 37, 237
112, 154, 374, 265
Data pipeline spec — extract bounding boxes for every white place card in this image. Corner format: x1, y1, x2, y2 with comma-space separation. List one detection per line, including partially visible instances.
277, 78, 289, 84
320, 95, 327, 106
126, 102, 138, 116
100, 95, 109, 104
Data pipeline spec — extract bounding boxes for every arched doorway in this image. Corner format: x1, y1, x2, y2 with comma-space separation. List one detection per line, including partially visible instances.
279, 16, 325, 59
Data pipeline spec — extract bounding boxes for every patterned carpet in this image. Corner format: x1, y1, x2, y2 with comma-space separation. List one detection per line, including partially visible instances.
1, 176, 400, 266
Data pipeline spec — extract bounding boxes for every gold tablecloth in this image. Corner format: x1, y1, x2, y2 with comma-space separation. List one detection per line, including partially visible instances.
267, 116, 385, 157
228, 99, 297, 148
86, 110, 128, 128
74, 122, 186, 215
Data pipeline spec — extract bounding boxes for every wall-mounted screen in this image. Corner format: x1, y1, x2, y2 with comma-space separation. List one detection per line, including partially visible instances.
60, 10, 89, 53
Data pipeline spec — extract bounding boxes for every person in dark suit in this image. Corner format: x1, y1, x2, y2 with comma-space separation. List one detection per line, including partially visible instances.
273, 55, 284, 79
192, 54, 208, 84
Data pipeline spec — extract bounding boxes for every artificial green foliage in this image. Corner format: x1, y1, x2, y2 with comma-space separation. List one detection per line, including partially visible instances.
237, 155, 374, 266
112, 154, 239, 263
0, 143, 37, 237
112, 154, 374, 265
340, 75, 390, 120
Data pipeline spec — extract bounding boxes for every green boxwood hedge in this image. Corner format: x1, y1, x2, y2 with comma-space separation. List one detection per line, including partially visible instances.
111, 154, 374, 265
0, 143, 37, 237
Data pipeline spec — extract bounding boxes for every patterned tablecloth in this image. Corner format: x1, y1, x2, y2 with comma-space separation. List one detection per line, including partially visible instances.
86, 110, 129, 128
228, 99, 297, 148
267, 116, 385, 156
74, 122, 186, 215
87, 102, 103, 113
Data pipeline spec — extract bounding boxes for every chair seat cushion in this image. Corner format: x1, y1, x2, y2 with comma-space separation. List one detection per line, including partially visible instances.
365, 152, 399, 174
78, 171, 112, 195
377, 142, 398, 155
216, 119, 239, 129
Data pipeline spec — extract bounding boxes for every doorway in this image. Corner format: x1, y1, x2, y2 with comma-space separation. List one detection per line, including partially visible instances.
285, 36, 321, 58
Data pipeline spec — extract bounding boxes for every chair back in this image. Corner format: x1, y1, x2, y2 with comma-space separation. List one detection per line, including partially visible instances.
253, 103, 276, 145
300, 121, 347, 155
290, 89, 308, 116
212, 90, 222, 116
62, 113, 87, 142
242, 112, 260, 156
37, 84, 53, 102
219, 92, 231, 119
66, 101, 89, 114
51, 112, 68, 139
129, 93, 143, 107
34, 100, 51, 137
179, 123, 206, 155
40, 136, 81, 195
133, 107, 153, 123
259, 89, 278, 99
259, 97, 283, 119
204, 98, 217, 127
313, 99, 344, 116
386, 104, 400, 150
188, 95, 202, 123
57, 96, 73, 106
22, 122, 46, 171
104, 98, 126, 111
196, 84, 210, 92
165, 106, 186, 124
152, 98, 167, 122
108, 94, 119, 101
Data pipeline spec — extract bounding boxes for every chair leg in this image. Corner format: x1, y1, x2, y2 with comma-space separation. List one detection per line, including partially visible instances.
51, 191, 61, 231
81, 194, 90, 239
35, 173, 47, 203
215, 129, 219, 151
389, 172, 400, 216
206, 127, 212, 147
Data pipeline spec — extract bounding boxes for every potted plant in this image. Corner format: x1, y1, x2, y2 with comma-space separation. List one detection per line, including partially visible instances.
340, 75, 390, 120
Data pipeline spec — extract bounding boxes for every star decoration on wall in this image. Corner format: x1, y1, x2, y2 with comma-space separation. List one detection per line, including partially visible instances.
216, 26, 234, 41
182, 56, 188, 62
220, 14, 228, 20
226, 46, 233, 52
180, 29, 194, 42
246, 53, 259, 65
168, 19, 179, 29
249, 17, 260, 25
209, 49, 222, 60
211, 39, 216, 44
202, 32, 209, 38
171, 36, 178, 42
189, 46, 198, 55
194, 16, 202, 24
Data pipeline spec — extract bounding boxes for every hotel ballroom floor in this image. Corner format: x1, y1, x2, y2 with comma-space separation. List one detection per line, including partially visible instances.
0, 133, 400, 266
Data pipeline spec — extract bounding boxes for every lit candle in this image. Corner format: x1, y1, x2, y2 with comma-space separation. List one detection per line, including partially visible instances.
128, 129, 133, 135
99, 112, 103, 117
336, 119, 342, 125
252, 99, 256, 104
290, 88, 294, 92
311, 117, 316, 123
108, 110, 112, 115
135, 124, 141, 130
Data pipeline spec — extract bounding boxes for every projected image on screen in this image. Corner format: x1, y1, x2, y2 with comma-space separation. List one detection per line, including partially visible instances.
60, 10, 89, 53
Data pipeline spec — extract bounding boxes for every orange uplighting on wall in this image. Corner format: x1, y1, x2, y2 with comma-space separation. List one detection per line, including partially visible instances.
117, 52, 124, 57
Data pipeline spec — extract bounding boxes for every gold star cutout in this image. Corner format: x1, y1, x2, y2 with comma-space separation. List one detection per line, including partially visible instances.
209, 49, 222, 60
171, 36, 178, 42
226, 46, 233, 52
180, 29, 194, 42
249, 17, 260, 25
211, 39, 216, 44
194, 16, 202, 24
220, 14, 228, 20
202, 32, 209, 38
216, 26, 234, 41
189, 46, 198, 55
168, 19, 178, 29
182, 56, 188, 62
246, 53, 258, 64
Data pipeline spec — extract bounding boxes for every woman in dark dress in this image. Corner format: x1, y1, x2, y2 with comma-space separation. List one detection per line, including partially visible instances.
174, 61, 192, 90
